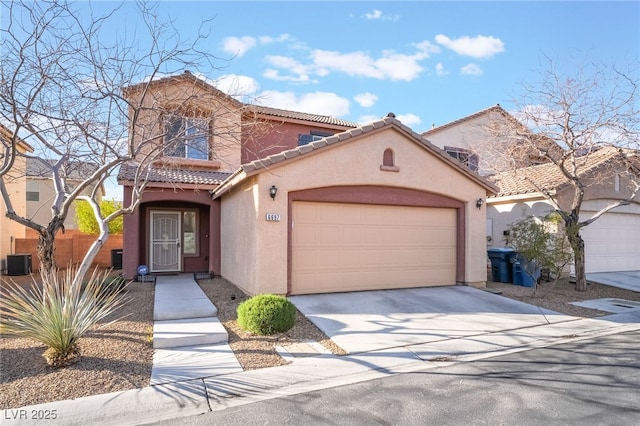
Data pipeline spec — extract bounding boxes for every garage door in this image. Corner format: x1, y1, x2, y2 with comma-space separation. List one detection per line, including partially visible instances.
291, 201, 457, 294
582, 211, 640, 273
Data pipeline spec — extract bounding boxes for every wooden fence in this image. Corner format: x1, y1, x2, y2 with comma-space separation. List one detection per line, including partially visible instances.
14, 229, 124, 271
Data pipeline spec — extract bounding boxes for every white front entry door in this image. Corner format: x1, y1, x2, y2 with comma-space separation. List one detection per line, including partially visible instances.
150, 211, 181, 273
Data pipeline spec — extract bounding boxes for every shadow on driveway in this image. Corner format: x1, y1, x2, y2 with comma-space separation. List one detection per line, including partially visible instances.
289, 286, 577, 354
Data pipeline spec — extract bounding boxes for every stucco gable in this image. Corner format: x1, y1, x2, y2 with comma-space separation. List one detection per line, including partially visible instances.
213, 116, 498, 198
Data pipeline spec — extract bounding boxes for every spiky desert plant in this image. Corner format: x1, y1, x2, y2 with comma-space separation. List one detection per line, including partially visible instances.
0, 267, 129, 367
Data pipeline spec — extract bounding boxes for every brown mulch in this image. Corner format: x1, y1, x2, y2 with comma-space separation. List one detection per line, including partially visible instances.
1, 272, 638, 409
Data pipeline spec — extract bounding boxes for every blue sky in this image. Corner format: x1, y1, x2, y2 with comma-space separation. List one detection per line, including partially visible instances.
3, 1, 639, 200
89, 0, 639, 133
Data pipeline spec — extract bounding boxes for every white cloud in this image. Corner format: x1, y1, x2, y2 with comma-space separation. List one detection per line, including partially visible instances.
435, 34, 505, 59
354, 92, 378, 108
259, 33, 291, 44
395, 113, 421, 126
259, 91, 350, 117
312, 49, 426, 81
214, 74, 260, 99
460, 63, 483, 76
358, 114, 382, 124
365, 9, 383, 20
436, 63, 449, 76
364, 9, 399, 22
221, 36, 257, 57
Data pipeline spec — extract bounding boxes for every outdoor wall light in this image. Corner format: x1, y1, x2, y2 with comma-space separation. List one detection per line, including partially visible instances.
476, 198, 484, 209
269, 185, 278, 200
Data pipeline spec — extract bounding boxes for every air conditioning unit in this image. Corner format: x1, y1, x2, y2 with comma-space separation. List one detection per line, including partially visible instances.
7, 254, 32, 276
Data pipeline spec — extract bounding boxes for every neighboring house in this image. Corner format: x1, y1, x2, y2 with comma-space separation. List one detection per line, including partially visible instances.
0, 123, 34, 275
487, 146, 640, 273
422, 104, 561, 176
118, 72, 497, 295
25, 158, 104, 230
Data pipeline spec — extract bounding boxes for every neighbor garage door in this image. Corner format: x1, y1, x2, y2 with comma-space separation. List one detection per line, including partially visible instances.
582, 211, 640, 273
291, 201, 456, 295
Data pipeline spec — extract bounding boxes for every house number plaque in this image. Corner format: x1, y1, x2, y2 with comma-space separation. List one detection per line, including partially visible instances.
266, 213, 281, 222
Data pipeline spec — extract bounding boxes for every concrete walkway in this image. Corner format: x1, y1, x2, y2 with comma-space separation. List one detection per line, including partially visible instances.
151, 275, 242, 385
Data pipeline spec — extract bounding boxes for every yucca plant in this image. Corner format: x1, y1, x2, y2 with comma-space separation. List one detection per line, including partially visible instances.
0, 267, 129, 368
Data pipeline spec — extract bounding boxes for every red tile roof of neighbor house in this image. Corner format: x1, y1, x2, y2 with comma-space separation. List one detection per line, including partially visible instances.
489, 146, 639, 198
117, 162, 233, 186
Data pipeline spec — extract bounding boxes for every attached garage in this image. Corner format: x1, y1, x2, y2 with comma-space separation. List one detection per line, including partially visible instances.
582, 210, 640, 273
291, 201, 457, 294
215, 117, 497, 296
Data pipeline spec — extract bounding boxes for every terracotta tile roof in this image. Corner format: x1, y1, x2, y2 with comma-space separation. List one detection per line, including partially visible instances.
117, 162, 232, 186
250, 105, 359, 128
490, 146, 637, 197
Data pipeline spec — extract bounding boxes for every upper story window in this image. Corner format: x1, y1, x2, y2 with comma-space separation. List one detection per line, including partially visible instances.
444, 146, 479, 172
297, 130, 334, 146
165, 116, 210, 160
26, 181, 39, 201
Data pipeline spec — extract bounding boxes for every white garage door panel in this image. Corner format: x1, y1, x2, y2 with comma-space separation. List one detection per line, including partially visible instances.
582, 212, 640, 273
292, 202, 457, 294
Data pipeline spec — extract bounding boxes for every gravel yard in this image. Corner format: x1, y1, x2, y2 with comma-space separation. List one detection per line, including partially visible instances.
2, 273, 639, 409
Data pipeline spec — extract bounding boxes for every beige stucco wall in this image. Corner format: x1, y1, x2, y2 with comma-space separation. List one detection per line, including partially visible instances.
127, 77, 242, 172
425, 112, 514, 176
221, 126, 491, 295
1, 155, 28, 273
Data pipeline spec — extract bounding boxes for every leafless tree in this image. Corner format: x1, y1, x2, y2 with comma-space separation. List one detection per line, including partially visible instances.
489, 56, 640, 291
0, 1, 261, 285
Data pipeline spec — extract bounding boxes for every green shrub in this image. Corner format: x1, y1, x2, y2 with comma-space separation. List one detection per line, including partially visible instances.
0, 267, 129, 368
236, 294, 296, 335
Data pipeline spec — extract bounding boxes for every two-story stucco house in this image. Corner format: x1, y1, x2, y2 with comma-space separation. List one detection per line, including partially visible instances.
422, 104, 561, 176
118, 72, 497, 296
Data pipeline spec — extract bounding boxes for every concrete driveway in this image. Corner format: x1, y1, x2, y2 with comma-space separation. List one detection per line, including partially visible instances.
586, 271, 640, 292
289, 286, 576, 354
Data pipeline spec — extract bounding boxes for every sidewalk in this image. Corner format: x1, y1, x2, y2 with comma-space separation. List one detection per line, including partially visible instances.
3, 278, 640, 425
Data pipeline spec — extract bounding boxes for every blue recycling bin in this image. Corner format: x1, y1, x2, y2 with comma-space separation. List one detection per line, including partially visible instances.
487, 248, 516, 283
512, 255, 541, 287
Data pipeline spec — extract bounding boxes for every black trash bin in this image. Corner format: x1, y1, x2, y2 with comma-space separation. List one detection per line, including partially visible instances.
111, 249, 123, 269
487, 248, 516, 283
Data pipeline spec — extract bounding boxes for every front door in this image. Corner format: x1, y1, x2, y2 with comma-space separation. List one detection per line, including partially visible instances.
150, 211, 181, 273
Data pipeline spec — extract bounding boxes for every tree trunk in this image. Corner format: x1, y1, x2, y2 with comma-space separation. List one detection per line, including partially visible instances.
37, 217, 65, 277
567, 229, 587, 291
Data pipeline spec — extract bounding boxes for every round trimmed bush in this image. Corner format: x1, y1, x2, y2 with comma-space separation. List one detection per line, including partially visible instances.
236, 294, 296, 335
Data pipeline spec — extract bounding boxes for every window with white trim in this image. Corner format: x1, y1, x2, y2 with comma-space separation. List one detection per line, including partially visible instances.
165, 116, 210, 160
